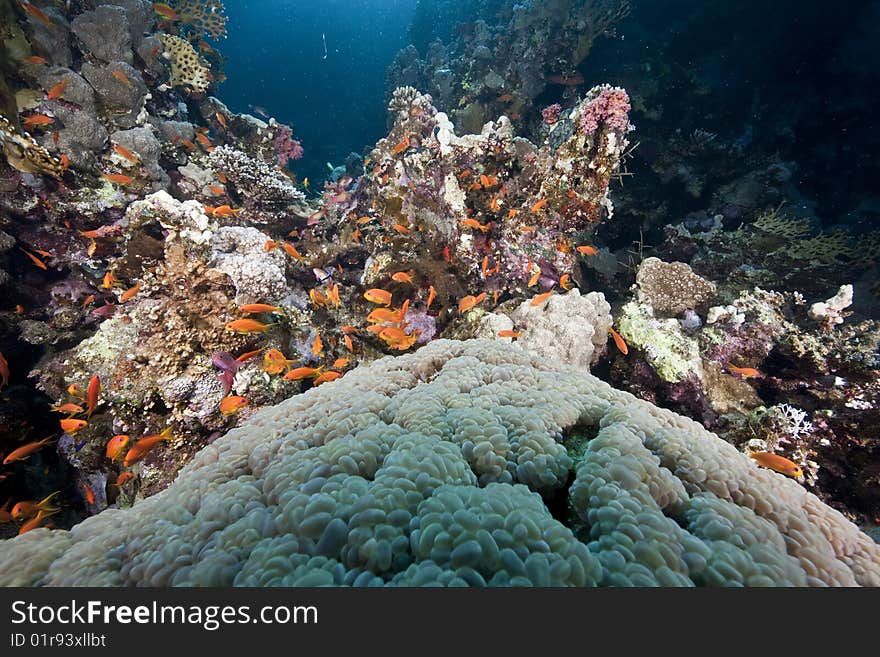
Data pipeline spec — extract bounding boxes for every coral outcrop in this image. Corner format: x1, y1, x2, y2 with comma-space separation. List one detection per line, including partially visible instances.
1, 340, 877, 586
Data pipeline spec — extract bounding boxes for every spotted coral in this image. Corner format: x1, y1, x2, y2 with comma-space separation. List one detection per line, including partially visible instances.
2, 340, 877, 586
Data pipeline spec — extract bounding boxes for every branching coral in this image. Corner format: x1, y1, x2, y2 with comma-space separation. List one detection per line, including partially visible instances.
207, 145, 306, 208
2, 340, 877, 586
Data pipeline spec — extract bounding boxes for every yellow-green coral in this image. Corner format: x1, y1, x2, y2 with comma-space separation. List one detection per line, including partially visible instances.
157, 34, 211, 92
617, 301, 702, 382
732, 206, 875, 269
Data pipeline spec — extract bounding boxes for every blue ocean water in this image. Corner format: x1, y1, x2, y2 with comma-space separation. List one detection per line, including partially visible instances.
220, 0, 418, 183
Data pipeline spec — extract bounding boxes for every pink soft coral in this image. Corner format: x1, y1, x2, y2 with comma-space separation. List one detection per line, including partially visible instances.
274, 124, 304, 168
542, 103, 562, 125
580, 86, 631, 134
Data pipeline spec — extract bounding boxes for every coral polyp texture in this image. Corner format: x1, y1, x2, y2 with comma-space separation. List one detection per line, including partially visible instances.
1, 340, 876, 587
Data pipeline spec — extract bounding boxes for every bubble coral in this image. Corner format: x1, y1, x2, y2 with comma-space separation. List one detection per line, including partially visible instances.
2, 340, 877, 586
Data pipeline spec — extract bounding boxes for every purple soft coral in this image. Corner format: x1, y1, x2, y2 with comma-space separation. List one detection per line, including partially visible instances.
542, 103, 562, 125
274, 124, 304, 168
580, 86, 631, 134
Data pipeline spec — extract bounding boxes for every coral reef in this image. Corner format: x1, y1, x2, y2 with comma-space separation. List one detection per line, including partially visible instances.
388, 1, 631, 133
0, 340, 876, 586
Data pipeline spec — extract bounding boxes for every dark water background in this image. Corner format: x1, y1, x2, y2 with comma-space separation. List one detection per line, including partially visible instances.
219, 0, 419, 183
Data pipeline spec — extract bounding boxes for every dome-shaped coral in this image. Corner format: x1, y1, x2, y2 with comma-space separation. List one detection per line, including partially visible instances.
1, 340, 877, 586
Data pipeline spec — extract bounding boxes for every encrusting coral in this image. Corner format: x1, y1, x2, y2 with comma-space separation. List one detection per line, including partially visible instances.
2, 340, 877, 586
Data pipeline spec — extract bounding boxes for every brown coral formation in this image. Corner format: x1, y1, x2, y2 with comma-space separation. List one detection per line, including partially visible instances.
636, 256, 717, 315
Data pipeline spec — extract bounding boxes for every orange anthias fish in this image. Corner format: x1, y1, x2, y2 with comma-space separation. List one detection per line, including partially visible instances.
219, 396, 248, 415
264, 240, 278, 252
101, 271, 115, 289
23, 55, 47, 65
312, 331, 323, 357
122, 427, 174, 467
497, 330, 521, 338
426, 285, 436, 311
46, 79, 67, 100
152, 2, 179, 20
282, 242, 303, 261
391, 133, 411, 155
86, 374, 100, 418
327, 283, 341, 307
67, 383, 85, 399
608, 327, 628, 355
559, 273, 572, 290
392, 271, 413, 284
20, 1, 54, 28
18, 509, 58, 535
22, 114, 54, 129
364, 288, 393, 306
378, 327, 419, 351
81, 482, 95, 505
212, 205, 241, 218
102, 174, 134, 185
11, 492, 60, 521
727, 364, 762, 378
332, 357, 350, 370
344, 334, 354, 352
195, 133, 213, 150
530, 198, 549, 212
225, 319, 273, 334
119, 282, 140, 302
240, 303, 281, 314
235, 347, 264, 363
750, 451, 804, 478
367, 307, 400, 324
283, 366, 323, 381
113, 143, 139, 162
0, 351, 7, 389
81, 294, 95, 309
60, 418, 88, 434
577, 245, 599, 256
215, 112, 228, 129
20, 248, 47, 270
112, 68, 134, 86
208, 185, 226, 195
310, 288, 329, 308
461, 218, 491, 233
262, 349, 293, 375
3, 436, 53, 464
458, 292, 486, 313
528, 270, 541, 287
105, 434, 130, 461
530, 290, 555, 307
112, 471, 134, 488
313, 370, 342, 386
50, 403, 84, 415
